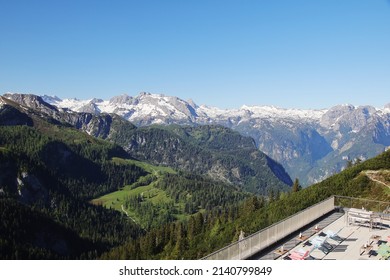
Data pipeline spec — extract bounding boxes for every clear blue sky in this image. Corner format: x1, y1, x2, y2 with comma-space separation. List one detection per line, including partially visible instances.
1, 0, 389, 109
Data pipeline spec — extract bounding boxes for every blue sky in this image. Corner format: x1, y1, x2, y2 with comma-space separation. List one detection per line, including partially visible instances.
1, 0, 389, 109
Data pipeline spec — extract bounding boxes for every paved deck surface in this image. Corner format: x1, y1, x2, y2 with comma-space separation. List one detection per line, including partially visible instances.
251, 210, 390, 260
309, 213, 390, 260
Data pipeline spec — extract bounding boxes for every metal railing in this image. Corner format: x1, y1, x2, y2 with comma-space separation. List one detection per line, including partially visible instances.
202, 196, 335, 260
334, 195, 390, 213
202, 195, 390, 260
334, 196, 390, 220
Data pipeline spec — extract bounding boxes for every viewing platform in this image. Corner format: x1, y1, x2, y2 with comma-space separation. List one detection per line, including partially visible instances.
202, 196, 390, 260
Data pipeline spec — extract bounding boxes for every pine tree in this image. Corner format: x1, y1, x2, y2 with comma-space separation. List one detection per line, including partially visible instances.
346, 159, 354, 169
292, 178, 301, 193
268, 188, 275, 203
187, 216, 196, 242
171, 222, 187, 259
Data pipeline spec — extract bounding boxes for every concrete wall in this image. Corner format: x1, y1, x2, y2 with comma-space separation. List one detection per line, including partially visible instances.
202, 196, 335, 260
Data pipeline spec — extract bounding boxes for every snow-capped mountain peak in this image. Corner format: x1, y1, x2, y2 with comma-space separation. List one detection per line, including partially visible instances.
28, 92, 388, 129
44, 92, 200, 125
238, 105, 327, 121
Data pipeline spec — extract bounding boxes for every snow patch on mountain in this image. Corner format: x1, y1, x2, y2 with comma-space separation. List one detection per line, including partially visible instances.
44, 92, 328, 124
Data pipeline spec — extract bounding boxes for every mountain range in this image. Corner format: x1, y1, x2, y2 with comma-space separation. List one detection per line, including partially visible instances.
32, 92, 390, 186
1, 93, 291, 194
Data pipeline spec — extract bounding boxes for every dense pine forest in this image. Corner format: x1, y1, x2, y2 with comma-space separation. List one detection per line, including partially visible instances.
0, 123, 252, 259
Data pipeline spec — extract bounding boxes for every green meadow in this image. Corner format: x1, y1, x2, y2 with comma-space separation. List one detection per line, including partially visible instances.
91, 158, 186, 228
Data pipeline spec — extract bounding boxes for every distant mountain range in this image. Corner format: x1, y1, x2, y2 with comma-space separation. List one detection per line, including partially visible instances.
5, 92, 390, 185
1, 93, 291, 194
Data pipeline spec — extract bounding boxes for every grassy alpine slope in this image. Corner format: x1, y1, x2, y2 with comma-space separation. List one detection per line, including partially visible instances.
102, 149, 390, 259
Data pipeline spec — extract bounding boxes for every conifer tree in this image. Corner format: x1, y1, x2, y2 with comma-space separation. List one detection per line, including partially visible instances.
292, 178, 302, 193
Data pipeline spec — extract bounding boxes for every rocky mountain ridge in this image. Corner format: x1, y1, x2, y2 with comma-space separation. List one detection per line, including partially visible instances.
4, 92, 390, 185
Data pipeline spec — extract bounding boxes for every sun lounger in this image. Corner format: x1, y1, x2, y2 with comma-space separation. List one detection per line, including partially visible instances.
313, 243, 329, 254
377, 244, 390, 260
288, 248, 310, 260
325, 229, 343, 243
312, 236, 333, 254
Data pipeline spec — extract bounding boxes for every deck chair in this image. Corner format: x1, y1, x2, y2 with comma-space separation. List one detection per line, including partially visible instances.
325, 228, 343, 243
377, 244, 390, 260
288, 248, 311, 260
312, 236, 333, 254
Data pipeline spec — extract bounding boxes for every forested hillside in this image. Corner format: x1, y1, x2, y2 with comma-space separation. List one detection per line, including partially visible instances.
0, 124, 147, 258
102, 149, 390, 259
0, 96, 253, 259
113, 124, 292, 194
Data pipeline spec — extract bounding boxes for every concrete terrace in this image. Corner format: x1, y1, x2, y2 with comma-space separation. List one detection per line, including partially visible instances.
203, 196, 390, 260
253, 210, 390, 260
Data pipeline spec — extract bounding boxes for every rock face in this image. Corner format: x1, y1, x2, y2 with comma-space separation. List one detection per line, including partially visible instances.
2, 93, 137, 139
17, 172, 48, 205
4, 92, 390, 186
